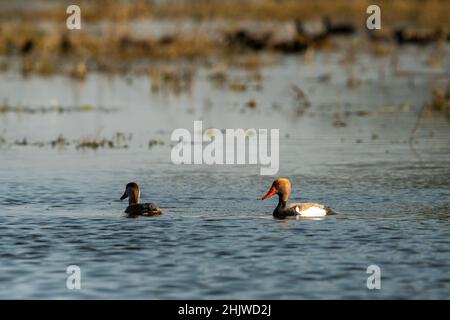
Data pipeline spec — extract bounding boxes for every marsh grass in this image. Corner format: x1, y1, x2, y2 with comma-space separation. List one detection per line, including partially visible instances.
0, 102, 113, 114
0, 26, 217, 76
149, 65, 195, 94
0, 132, 135, 150
427, 87, 450, 120
76, 132, 133, 150
2, 0, 449, 28
0, 0, 448, 76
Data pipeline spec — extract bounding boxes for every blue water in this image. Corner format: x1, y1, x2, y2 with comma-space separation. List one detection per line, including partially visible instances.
0, 49, 449, 299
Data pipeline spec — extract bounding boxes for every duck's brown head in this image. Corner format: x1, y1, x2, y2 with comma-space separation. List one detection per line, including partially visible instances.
120, 182, 141, 206
262, 178, 291, 202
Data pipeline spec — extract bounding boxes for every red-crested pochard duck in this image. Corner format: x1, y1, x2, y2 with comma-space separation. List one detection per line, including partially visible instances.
120, 182, 162, 216
262, 178, 336, 218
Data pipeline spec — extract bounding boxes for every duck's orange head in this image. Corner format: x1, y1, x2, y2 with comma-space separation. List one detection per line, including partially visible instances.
262, 178, 291, 201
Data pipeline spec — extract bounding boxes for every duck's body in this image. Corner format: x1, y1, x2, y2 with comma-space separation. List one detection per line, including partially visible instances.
262, 178, 336, 218
274, 201, 336, 218
120, 182, 162, 217
125, 203, 161, 216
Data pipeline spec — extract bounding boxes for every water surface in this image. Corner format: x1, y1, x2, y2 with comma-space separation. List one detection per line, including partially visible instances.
0, 48, 449, 299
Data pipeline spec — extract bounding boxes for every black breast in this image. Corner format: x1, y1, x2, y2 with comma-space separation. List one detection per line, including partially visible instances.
273, 206, 297, 219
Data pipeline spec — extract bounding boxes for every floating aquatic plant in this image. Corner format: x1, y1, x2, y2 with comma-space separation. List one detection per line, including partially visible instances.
0, 102, 114, 114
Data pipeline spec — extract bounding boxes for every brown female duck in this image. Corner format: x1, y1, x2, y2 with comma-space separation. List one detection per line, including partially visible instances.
120, 182, 162, 216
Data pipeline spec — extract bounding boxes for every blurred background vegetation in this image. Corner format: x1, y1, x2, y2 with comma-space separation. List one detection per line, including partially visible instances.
0, 0, 448, 118
0, 0, 449, 73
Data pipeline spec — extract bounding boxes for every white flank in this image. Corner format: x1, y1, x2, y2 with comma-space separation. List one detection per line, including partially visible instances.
295, 205, 327, 217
